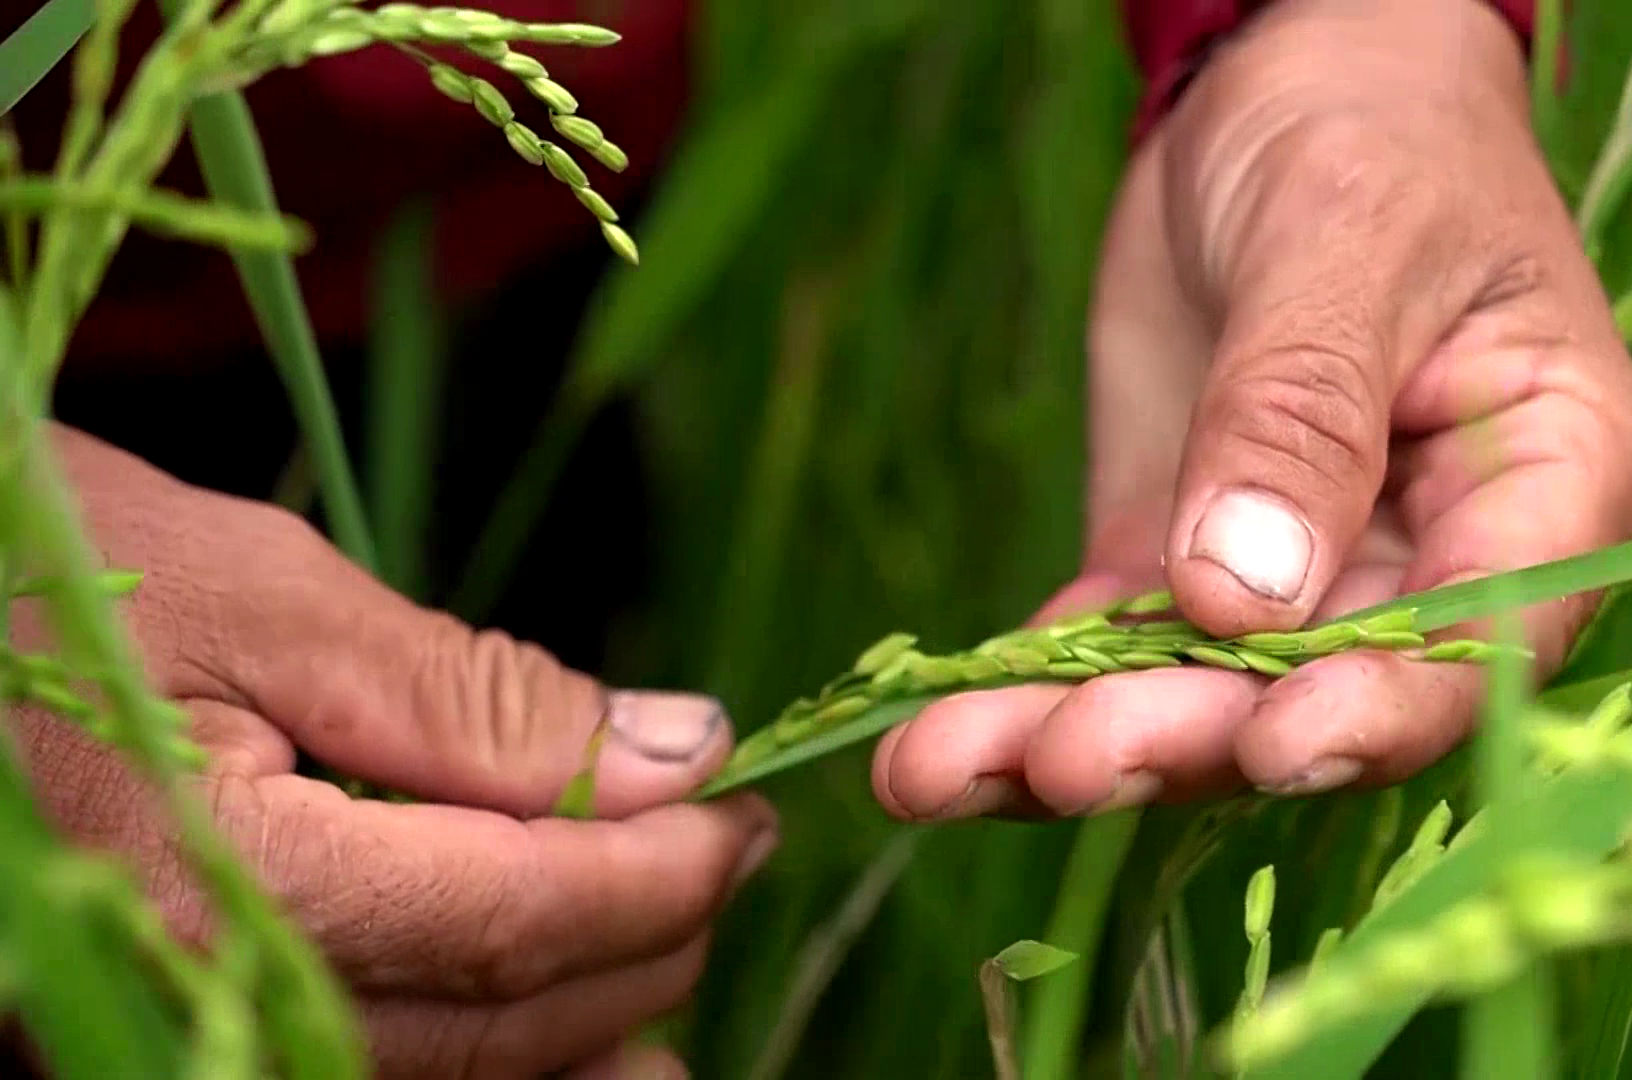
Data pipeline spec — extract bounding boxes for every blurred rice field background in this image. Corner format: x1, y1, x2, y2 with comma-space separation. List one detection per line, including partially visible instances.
15, 0, 1632, 1076
396, 1, 1632, 1076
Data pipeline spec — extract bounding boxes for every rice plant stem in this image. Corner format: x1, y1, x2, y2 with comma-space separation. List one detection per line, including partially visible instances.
746, 832, 919, 1080
1576, 28, 1632, 263
981, 958, 1023, 1080
365, 200, 443, 598
168, 80, 378, 571
0, 0, 95, 117
0, 119, 26, 292
1021, 811, 1141, 1080
0, 177, 310, 251
1530, 0, 1564, 159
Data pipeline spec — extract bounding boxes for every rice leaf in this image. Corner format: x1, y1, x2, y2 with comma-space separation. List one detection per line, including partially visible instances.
0, 762, 186, 1078
1533, 0, 1566, 167
993, 940, 1081, 982
1460, 964, 1560, 1080
1219, 758, 1632, 1079
175, 88, 375, 572
159, 0, 377, 572
0, 178, 313, 252
0, 0, 93, 116
447, 69, 838, 623
1569, 944, 1632, 1078
1460, 605, 1557, 1080
698, 541, 1632, 800
1575, 11, 1632, 265
1338, 540, 1632, 634
693, 696, 933, 799
1022, 812, 1140, 1080
364, 200, 443, 600
745, 832, 918, 1080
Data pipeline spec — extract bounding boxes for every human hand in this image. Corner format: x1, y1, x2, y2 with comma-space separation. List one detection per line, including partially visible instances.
10, 426, 776, 1079
872, 0, 1632, 820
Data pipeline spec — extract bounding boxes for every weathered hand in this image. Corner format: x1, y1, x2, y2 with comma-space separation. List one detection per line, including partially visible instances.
873, 0, 1632, 820
11, 426, 777, 1079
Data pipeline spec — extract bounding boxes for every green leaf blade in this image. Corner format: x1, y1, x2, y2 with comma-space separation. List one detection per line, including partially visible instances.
0, 0, 94, 116
993, 940, 1081, 983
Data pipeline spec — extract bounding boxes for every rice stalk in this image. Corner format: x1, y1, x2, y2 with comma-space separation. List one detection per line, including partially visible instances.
691, 589, 1527, 802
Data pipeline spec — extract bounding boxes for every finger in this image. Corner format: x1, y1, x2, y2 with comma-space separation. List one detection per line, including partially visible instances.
561, 1042, 689, 1080
872, 684, 1074, 821
1241, 480, 1623, 794
1244, 332, 1632, 793
1393, 337, 1632, 669
5, 696, 294, 936
1218, 558, 1427, 793
1021, 667, 1261, 815
1161, 124, 1491, 637
368, 936, 707, 1080
903, 516, 1410, 819
49, 426, 732, 819
871, 575, 1131, 821
237, 564, 734, 820
218, 776, 776, 999
1236, 648, 1483, 795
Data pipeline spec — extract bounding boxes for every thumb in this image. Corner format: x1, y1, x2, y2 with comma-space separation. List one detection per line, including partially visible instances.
254, 588, 733, 820
1162, 170, 1471, 635
50, 425, 732, 821
1163, 326, 1390, 635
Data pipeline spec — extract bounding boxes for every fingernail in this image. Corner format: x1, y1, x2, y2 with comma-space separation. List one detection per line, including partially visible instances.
731, 827, 779, 891
1187, 487, 1313, 602
1259, 756, 1363, 797
608, 690, 725, 763
1081, 770, 1163, 816
932, 775, 1022, 820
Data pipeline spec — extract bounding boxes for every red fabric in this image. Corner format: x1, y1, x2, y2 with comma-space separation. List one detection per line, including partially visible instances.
1118, 0, 1540, 143
6, 1, 689, 372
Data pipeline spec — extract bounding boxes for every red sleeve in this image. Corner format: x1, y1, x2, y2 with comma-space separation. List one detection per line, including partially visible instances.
1119, 0, 1539, 144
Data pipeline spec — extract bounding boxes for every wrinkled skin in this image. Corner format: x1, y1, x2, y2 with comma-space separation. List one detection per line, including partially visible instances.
873, 0, 1632, 820
10, 426, 778, 1079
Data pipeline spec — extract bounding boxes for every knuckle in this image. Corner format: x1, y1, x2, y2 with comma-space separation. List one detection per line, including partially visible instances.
463, 868, 552, 998
1471, 249, 1552, 312
1245, 112, 1457, 257
1564, 395, 1632, 539
411, 618, 596, 780
1206, 346, 1384, 494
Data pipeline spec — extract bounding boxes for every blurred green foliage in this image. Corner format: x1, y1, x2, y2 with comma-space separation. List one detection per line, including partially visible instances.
10, 0, 1632, 1077
564, 4, 1137, 1075
589, 6, 1129, 1074
487, 1, 1632, 1076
